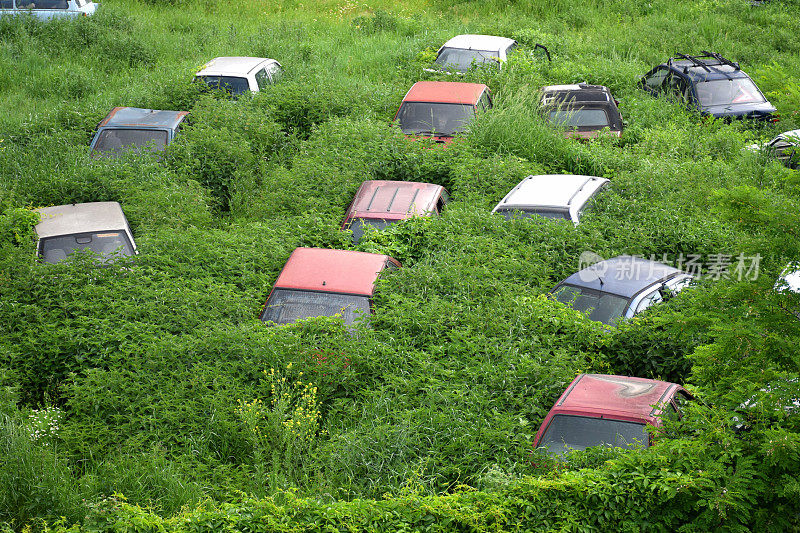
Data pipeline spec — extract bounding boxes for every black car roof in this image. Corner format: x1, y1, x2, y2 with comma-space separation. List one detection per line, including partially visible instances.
664, 52, 749, 82
557, 256, 684, 299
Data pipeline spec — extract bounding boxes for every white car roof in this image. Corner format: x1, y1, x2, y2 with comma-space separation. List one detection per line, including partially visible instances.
492, 174, 609, 219
196, 57, 278, 77
440, 34, 516, 52
777, 129, 800, 141
34, 202, 130, 239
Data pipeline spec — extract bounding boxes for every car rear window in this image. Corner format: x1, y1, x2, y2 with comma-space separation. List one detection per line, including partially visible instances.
539, 414, 649, 455
495, 208, 570, 221
434, 48, 499, 72
261, 289, 370, 327
548, 108, 610, 129
39, 232, 134, 264
348, 218, 394, 243
92, 129, 168, 156
396, 102, 475, 136
695, 78, 766, 107
197, 75, 250, 95
553, 284, 629, 325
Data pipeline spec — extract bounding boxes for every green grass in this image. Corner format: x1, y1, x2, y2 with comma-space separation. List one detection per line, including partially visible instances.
0, 0, 799, 528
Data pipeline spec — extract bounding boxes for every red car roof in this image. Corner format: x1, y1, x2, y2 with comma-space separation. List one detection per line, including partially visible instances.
273, 248, 397, 296
552, 374, 677, 421
343, 180, 445, 222
402, 81, 488, 104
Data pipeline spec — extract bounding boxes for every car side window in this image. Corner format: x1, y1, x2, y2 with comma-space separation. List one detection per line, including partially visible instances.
644, 68, 668, 91
266, 63, 282, 83
635, 288, 663, 313
479, 91, 492, 110
1, 0, 13, 8
666, 73, 691, 103
672, 390, 692, 418
254, 68, 272, 91
17, 0, 34, 7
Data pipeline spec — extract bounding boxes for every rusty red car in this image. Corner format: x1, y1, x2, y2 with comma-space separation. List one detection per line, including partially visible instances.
532, 374, 691, 456
394, 81, 491, 143
342, 180, 449, 242
259, 248, 400, 328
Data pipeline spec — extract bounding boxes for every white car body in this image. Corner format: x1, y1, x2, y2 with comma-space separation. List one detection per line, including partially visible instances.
426, 34, 517, 74
195, 56, 282, 94
0, 0, 98, 19
492, 174, 609, 225
745, 129, 800, 168
34, 202, 137, 264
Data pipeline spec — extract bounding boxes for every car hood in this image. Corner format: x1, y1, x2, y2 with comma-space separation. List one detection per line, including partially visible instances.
704, 101, 777, 120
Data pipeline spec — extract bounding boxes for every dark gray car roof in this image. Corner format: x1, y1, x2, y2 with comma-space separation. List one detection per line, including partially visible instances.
558, 255, 684, 298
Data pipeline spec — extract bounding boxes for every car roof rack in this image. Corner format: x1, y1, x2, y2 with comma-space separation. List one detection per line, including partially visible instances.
668, 51, 740, 72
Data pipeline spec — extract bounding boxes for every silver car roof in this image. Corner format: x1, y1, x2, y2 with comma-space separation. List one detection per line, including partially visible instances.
34, 202, 131, 239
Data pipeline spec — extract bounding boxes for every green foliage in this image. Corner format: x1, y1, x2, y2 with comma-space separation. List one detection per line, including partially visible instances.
0, 0, 799, 528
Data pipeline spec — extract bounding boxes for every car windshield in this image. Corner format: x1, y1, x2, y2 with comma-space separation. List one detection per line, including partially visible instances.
539, 415, 649, 456
349, 218, 394, 243
197, 75, 250, 95
495, 208, 570, 221
261, 289, 371, 327
548, 108, 610, 129
434, 48, 499, 72
553, 284, 629, 325
695, 78, 766, 107
92, 129, 168, 157
396, 102, 475, 135
39, 231, 134, 264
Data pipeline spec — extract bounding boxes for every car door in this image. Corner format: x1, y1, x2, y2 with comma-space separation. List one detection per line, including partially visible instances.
664, 71, 692, 105
641, 66, 669, 96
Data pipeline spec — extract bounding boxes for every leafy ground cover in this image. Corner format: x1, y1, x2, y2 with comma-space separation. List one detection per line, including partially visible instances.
0, 0, 799, 530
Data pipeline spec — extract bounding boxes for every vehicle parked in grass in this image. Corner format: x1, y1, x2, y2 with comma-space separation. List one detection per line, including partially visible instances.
746, 129, 799, 169
425, 34, 517, 74
492, 174, 609, 225
89, 107, 188, 159
342, 180, 449, 243
539, 83, 624, 139
260, 248, 400, 328
195, 56, 282, 96
532, 373, 692, 456
0, 0, 98, 19
551, 255, 693, 326
640, 51, 777, 122
394, 81, 491, 143
776, 262, 800, 293
34, 202, 137, 264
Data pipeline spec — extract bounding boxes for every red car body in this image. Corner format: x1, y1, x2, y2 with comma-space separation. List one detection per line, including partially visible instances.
394, 81, 491, 144
341, 180, 449, 242
259, 248, 400, 327
532, 374, 691, 455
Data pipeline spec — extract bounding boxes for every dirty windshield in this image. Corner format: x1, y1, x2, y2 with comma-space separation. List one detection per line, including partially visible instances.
92, 129, 168, 156
396, 102, 474, 135
548, 108, 610, 129
553, 284, 629, 325
434, 48, 499, 71
695, 78, 766, 107
261, 289, 370, 326
539, 415, 649, 455
39, 232, 134, 264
